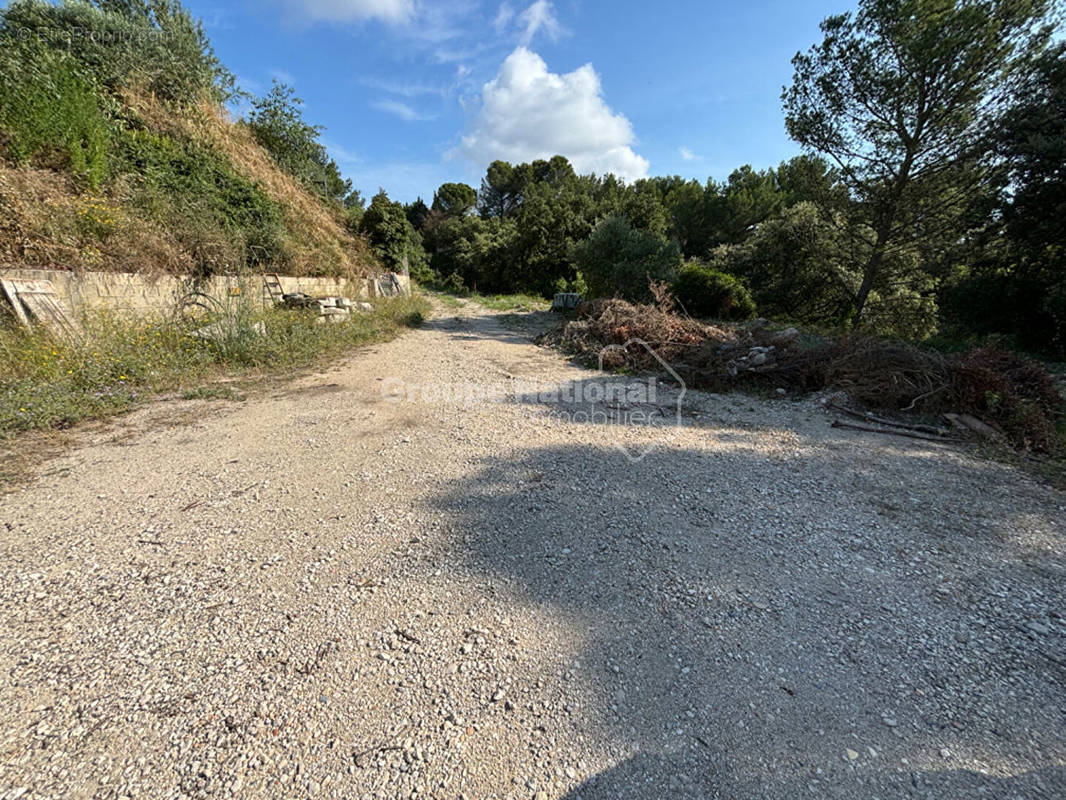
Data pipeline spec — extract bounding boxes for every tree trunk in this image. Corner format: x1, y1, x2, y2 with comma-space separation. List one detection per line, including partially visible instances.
850, 250, 882, 328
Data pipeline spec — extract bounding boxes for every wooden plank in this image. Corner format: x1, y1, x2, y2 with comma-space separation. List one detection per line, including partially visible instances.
7, 280, 81, 339
0, 279, 31, 328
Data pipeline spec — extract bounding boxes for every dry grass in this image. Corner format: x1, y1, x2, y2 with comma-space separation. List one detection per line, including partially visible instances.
0, 166, 193, 273
0, 164, 193, 274
0, 91, 374, 279
123, 91, 372, 279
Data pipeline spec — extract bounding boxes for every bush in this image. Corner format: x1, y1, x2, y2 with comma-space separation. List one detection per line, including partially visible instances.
574, 215, 680, 303
442, 272, 466, 293
115, 127, 286, 273
0, 41, 110, 188
1, 0, 233, 103
672, 262, 756, 320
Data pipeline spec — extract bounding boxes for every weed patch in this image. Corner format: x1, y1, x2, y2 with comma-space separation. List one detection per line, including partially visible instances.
0, 294, 429, 436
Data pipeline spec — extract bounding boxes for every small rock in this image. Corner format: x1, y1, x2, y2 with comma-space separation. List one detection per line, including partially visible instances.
846, 749, 860, 761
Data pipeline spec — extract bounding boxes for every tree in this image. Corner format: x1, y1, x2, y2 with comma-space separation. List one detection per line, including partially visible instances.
784, 0, 1054, 328
507, 159, 596, 295
343, 189, 365, 210
432, 183, 477, 217
775, 155, 846, 209
621, 179, 669, 236
574, 216, 681, 303
478, 160, 525, 219
404, 197, 431, 230
717, 166, 785, 244
246, 80, 351, 204
359, 190, 424, 274
709, 202, 857, 327
662, 178, 707, 258
946, 42, 1066, 354
1000, 41, 1066, 292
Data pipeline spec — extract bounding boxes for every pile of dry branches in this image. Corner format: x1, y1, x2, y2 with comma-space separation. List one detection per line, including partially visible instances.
550, 299, 1063, 450
552, 298, 735, 369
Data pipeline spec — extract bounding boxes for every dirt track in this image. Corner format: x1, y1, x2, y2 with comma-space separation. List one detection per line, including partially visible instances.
1, 300, 1064, 799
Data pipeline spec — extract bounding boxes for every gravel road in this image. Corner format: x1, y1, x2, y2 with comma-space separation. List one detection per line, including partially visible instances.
1, 299, 1064, 800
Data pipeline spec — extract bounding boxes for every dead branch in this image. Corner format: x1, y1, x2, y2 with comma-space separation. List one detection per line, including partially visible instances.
831, 420, 965, 444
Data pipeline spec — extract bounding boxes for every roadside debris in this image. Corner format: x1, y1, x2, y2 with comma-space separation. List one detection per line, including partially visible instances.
546, 297, 1062, 451
0, 278, 81, 339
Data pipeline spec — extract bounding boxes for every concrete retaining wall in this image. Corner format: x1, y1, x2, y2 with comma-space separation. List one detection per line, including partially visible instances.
0, 268, 410, 318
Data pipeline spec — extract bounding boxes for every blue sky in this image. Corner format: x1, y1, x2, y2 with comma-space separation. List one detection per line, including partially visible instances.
181, 0, 839, 203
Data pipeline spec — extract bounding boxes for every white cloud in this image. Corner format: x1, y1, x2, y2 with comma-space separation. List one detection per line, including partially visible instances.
493, 2, 516, 32
679, 146, 700, 161
495, 1, 564, 45
516, 1, 563, 45
457, 47, 649, 182
285, 0, 414, 24
373, 99, 435, 122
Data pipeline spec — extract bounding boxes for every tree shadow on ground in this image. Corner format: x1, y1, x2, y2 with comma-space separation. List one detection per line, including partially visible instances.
428, 436, 1066, 799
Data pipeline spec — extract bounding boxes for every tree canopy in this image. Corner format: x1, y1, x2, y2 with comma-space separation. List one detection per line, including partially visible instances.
784, 0, 1055, 327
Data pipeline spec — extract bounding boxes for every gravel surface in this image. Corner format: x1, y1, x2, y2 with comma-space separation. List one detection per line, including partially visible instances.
1, 299, 1064, 799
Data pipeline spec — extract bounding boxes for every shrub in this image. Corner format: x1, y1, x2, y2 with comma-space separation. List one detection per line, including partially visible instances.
0, 0, 234, 103
442, 272, 466, 293
574, 215, 680, 303
0, 40, 110, 188
115, 127, 286, 273
672, 262, 756, 320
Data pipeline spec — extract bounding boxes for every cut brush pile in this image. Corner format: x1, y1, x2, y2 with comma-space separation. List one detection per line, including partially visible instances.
548, 298, 1063, 451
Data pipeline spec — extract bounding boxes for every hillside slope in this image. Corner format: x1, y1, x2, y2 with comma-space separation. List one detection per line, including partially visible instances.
0, 0, 372, 280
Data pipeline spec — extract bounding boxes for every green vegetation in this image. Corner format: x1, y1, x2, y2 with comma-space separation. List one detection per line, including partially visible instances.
467, 293, 550, 312
0, 41, 110, 188
115, 127, 287, 273
672, 263, 756, 321
360, 190, 428, 278
1, 0, 1064, 368
783, 0, 1054, 331
0, 295, 429, 434
246, 80, 351, 205
389, 0, 1064, 358
0, 0, 370, 278
0, 0, 234, 103
574, 216, 681, 303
